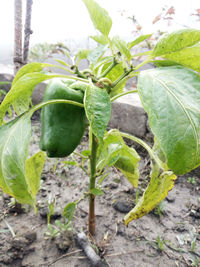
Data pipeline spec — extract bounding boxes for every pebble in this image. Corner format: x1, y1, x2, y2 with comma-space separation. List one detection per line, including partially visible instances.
113, 200, 133, 213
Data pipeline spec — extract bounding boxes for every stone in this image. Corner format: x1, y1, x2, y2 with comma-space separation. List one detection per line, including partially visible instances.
113, 200, 133, 213
31, 82, 46, 105
109, 93, 148, 139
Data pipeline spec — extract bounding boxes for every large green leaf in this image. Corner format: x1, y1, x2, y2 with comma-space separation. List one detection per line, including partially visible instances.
0, 114, 33, 204
82, 0, 112, 36
163, 44, 200, 72
128, 34, 152, 49
153, 29, 200, 57
0, 113, 46, 204
112, 36, 131, 61
97, 131, 140, 187
25, 151, 46, 197
124, 171, 177, 225
0, 72, 71, 123
84, 85, 111, 141
138, 66, 200, 174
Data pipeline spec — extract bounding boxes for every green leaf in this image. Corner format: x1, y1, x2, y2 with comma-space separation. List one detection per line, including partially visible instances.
100, 62, 125, 97
97, 130, 140, 187
0, 81, 11, 86
90, 35, 108, 45
124, 171, 177, 225
90, 188, 104, 196
84, 85, 111, 141
114, 146, 140, 188
0, 72, 69, 123
81, 150, 91, 157
88, 45, 107, 65
12, 62, 51, 85
63, 202, 76, 224
62, 161, 78, 166
54, 58, 70, 67
138, 66, 200, 174
75, 49, 91, 64
25, 151, 46, 197
163, 44, 200, 72
112, 36, 131, 61
82, 0, 112, 36
128, 34, 152, 49
0, 114, 34, 204
97, 133, 124, 170
153, 60, 181, 67
153, 29, 200, 57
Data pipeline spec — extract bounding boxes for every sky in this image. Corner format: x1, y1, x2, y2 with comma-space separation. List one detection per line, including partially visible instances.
0, 0, 199, 63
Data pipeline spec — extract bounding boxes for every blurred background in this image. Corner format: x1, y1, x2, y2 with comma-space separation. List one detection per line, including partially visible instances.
0, 0, 199, 73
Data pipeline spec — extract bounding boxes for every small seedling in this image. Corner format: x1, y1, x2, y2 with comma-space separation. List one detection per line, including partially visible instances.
156, 235, 165, 252
44, 223, 60, 240
187, 177, 196, 185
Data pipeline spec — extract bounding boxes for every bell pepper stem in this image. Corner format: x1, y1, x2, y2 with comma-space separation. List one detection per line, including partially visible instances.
88, 132, 98, 236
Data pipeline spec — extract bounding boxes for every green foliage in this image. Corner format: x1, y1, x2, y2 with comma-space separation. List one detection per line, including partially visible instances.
0, 0, 200, 233
29, 42, 69, 62
138, 66, 200, 174
152, 29, 200, 56
82, 0, 112, 36
84, 84, 111, 142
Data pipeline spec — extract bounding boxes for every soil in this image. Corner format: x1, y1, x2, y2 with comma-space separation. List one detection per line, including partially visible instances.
0, 120, 199, 267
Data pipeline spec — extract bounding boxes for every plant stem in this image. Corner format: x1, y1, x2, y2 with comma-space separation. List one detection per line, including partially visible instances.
98, 58, 118, 79
30, 99, 84, 115
88, 133, 98, 235
110, 89, 138, 102
111, 68, 133, 88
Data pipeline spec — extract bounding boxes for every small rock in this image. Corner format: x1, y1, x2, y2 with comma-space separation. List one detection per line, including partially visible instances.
117, 224, 126, 236
113, 200, 133, 213
173, 224, 187, 233
55, 234, 71, 252
24, 231, 37, 243
106, 183, 119, 189
166, 194, 175, 203
41, 175, 47, 181
190, 209, 200, 219
12, 237, 29, 250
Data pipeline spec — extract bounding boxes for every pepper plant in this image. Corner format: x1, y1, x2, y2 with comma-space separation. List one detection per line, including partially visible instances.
1, 0, 200, 236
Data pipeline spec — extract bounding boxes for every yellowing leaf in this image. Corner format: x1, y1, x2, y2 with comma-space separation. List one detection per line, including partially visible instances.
124, 171, 177, 226
25, 151, 46, 197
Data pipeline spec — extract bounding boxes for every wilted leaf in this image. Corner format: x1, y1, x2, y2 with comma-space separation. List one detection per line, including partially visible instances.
25, 151, 46, 197
124, 171, 177, 225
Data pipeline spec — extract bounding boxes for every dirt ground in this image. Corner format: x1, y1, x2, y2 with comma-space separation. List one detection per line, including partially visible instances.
0, 120, 199, 267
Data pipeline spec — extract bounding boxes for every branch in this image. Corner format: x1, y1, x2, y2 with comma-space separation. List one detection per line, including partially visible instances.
23, 0, 33, 63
